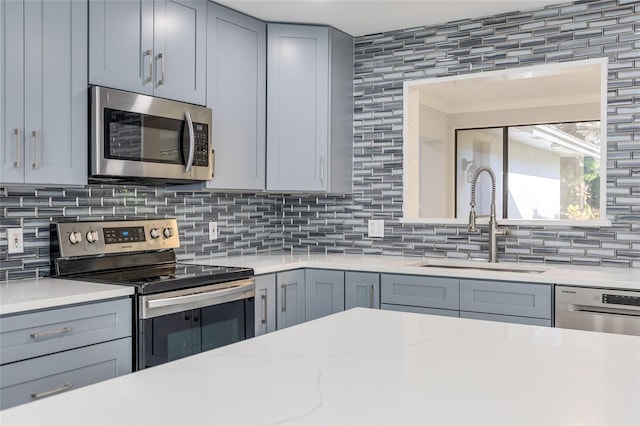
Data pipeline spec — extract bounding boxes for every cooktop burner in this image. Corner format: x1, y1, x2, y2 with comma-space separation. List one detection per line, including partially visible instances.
75, 263, 254, 294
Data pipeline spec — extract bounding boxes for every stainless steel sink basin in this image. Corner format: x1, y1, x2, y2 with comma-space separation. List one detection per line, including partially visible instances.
415, 262, 547, 274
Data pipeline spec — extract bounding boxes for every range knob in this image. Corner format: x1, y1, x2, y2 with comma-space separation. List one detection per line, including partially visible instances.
150, 228, 160, 239
163, 227, 174, 238
86, 230, 99, 243
68, 231, 82, 245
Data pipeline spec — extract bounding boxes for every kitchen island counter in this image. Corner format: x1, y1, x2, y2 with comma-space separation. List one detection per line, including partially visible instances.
2, 308, 639, 425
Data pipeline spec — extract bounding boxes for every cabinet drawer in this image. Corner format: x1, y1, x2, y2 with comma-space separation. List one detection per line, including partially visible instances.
0, 337, 132, 409
0, 298, 132, 364
381, 274, 459, 310
460, 280, 551, 319
460, 311, 551, 327
381, 304, 459, 318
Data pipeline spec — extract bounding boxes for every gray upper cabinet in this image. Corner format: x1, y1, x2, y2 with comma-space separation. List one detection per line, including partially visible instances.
345, 272, 380, 310
1, 0, 87, 185
266, 24, 353, 193
89, 0, 206, 105
206, 3, 266, 190
276, 270, 306, 330
305, 269, 345, 321
254, 274, 277, 336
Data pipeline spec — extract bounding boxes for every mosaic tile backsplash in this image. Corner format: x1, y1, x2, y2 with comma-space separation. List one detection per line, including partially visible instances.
1, 0, 640, 280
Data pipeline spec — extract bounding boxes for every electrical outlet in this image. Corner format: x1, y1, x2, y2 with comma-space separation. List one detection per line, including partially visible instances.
208, 222, 218, 241
7, 228, 24, 254
368, 220, 384, 238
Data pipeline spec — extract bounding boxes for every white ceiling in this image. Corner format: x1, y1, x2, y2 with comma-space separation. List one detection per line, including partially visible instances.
215, 0, 564, 36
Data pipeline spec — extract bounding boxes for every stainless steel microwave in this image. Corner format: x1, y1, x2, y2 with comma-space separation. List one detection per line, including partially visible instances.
90, 86, 213, 184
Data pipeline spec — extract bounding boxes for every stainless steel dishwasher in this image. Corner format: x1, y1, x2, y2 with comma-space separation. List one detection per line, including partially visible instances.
555, 285, 640, 337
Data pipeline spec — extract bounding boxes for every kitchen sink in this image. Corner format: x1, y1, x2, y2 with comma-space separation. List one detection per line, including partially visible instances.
413, 261, 547, 274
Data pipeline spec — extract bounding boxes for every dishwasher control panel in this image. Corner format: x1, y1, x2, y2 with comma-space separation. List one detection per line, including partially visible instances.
603, 294, 640, 307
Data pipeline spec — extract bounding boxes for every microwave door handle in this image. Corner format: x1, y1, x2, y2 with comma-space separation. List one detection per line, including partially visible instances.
184, 111, 195, 173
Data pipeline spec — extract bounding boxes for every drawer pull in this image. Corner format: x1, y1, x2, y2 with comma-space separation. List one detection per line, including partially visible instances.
31, 383, 73, 399
30, 327, 72, 339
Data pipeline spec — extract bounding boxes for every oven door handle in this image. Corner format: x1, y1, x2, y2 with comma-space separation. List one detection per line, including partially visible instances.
147, 281, 253, 310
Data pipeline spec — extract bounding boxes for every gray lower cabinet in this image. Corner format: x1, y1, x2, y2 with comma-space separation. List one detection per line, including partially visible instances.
381, 274, 460, 315
305, 270, 345, 321
206, 3, 266, 190
276, 270, 306, 330
459, 311, 550, 326
459, 279, 552, 324
345, 272, 380, 310
0, 297, 133, 409
0, 338, 131, 410
254, 274, 276, 336
1, 0, 87, 185
381, 304, 459, 318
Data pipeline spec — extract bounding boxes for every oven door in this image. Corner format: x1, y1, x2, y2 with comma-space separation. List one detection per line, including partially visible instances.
138, 279, 255, 369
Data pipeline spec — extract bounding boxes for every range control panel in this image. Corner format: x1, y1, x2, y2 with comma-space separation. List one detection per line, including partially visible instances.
56, 219, 180, 257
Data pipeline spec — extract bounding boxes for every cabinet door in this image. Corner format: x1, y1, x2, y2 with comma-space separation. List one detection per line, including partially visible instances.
0, 0, 25, 184
345, 272, 380, 310
0, 337, 131, 410
305, 270, 344, 321
459, 311, 551, 327
381, 274, 460, 310
23, 0, 87, 185
1, 298, 132, 365
254, 274, 276, 336
459, 279, 552, 319
276, 270, 306, 330
153, 0, 206, 105
267, 24, 329, 191
206, 3, 266, 190
89, 0, 154, 95
381, 303, 460, 318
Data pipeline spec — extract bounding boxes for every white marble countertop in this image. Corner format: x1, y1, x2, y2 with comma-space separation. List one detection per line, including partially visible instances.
2, 308, 639, 425
186, 252, 640, 290
0, 278, 134, 316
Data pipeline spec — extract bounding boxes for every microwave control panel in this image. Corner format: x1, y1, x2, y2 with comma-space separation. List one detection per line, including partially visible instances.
192, 123, 209, 166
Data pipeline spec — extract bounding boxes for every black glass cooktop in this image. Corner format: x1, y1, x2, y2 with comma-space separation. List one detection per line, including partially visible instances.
76, 263, 254, 294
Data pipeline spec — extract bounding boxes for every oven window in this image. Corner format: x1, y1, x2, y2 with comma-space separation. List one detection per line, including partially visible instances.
104, 108, 186, 165
141, 298, 255, 369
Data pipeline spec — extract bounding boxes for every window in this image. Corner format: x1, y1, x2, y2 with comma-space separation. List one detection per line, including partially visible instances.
455, 121, 601, 220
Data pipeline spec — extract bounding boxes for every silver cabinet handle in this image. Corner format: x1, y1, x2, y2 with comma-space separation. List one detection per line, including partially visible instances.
31, 130, 39, 169
369, 285, 374, 308
320, 156, 325, 183
157, 52, 165, 86
184, 111, 194, 173
31, 383, 73, 399
143, 49, 153, 84
13, 128, 21, 168
261, 292, 267, 324
30, 327, 72, 339
281, 284, 287, 312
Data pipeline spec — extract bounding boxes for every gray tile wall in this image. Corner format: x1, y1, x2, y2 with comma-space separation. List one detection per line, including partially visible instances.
1, 0, 639, 281
0, 186, 284, 281
283, 0, 640, 267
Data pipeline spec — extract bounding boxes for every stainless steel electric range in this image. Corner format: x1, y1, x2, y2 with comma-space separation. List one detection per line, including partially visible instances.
50, 219, 255, 370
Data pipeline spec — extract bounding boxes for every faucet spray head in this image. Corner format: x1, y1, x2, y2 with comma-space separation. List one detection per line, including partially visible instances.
468, 209, 477, 232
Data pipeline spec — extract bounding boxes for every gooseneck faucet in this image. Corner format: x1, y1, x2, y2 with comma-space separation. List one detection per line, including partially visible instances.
468, 166, 508, 263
